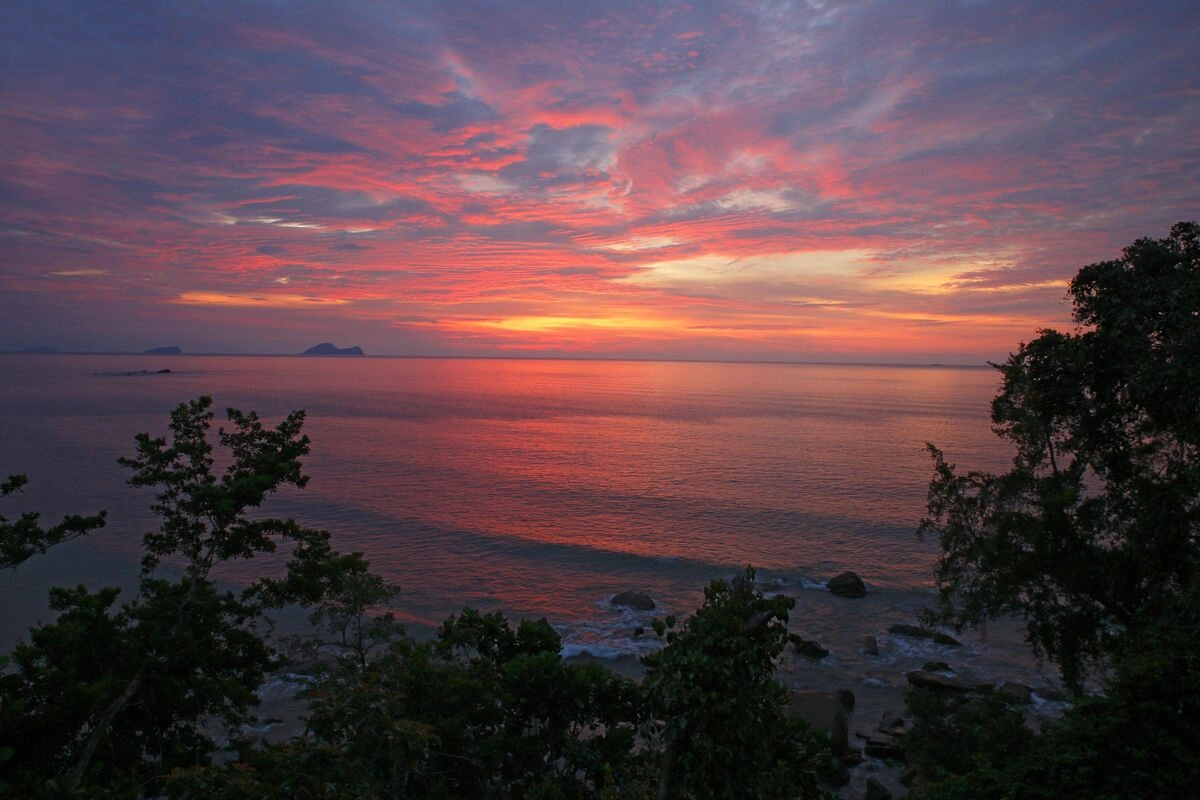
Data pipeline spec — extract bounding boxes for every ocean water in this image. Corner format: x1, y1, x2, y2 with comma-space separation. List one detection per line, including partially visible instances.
0, 355, 1061, 711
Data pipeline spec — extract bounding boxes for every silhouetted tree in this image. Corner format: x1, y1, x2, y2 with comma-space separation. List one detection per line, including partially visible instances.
642, 568, 835, 800
920, 221, 1199, 689
1, 397, 384, 796
908, 222, 1200, 799
1, 474, 105, 570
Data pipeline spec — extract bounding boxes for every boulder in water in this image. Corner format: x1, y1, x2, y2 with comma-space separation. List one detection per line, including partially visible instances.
888, 624, 961, 646
906, 670, 974, 693
827, 571, 867, 598
793, 637, 829, 659
858, 731, 906, 762
879, 710, 907, 735
610, 590, 655, 611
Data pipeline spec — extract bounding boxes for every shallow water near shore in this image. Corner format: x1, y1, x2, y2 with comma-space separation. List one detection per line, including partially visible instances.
0, 354, 1063, 725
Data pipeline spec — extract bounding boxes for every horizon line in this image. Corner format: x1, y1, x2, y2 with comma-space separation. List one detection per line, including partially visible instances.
0, 350, 995, 369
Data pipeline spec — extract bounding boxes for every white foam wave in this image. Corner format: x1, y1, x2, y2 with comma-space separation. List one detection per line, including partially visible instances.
257, 673, 313, 701
556, 598, 673, 661
1030, 692, 1073, 717
862, 676, 894, 688
754, 573, 829, 593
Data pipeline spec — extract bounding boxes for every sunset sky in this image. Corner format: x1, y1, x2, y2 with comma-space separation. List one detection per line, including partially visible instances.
2, 1, 1197, 363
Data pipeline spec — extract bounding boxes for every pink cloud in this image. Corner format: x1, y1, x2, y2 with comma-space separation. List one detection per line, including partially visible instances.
1, 0, 1197, 360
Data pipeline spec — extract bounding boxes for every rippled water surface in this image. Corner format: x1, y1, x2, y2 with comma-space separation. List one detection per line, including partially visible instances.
4, 355, 1052, 700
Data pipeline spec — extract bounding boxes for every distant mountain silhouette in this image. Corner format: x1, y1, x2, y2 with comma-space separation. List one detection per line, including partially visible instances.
12, 346, 59, 354
301, 342, 364, 356
144, 346, 182, 355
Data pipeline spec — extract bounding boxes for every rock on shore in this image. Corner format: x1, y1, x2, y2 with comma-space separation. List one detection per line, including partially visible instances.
610, 590, 655, 610
827, 572, 867, 598
888, 623, 960, 646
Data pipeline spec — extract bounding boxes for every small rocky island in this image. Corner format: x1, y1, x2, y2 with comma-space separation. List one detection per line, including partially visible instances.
301, 342, 364, 356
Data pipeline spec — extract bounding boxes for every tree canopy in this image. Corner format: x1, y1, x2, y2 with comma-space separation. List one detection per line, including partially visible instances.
920, 220, 1200, 689
2, 399, 840, 799
1, 474, 105, 570
641, 568, 835, 800
0, 397, 379, 796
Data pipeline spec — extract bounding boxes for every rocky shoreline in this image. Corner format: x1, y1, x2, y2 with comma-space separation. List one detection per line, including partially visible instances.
778, 572, 1068, 799
232, 578, 1068, 799
239, 645, 1061, 800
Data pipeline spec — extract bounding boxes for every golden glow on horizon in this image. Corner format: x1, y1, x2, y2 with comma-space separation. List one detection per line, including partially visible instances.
174, 292, 351, 308
470, 314, 679, 334
594, 236, 682, 252
48, 269, 109, 277
622, 249, 879, 287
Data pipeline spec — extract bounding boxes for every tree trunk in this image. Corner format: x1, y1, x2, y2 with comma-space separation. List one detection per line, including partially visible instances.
70, 667, 144, 785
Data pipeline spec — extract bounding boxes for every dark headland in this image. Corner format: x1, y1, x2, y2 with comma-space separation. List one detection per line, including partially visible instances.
301, 342, 365, 356
143, 346, 182, 355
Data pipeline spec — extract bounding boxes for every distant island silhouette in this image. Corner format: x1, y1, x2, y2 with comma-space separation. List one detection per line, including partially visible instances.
94, 368, 173, 377
144, 346, 182, 355
302, 342, 364, 356
12, 346, 59, 354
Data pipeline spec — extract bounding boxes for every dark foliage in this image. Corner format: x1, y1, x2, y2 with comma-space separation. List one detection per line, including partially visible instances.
920, 221, 1200, 689
3, 401, 839, 799
167, 612, 650, 800
642, 568, 836, 800
910, 222, 1200, 798
0, 397, 378, 796
1, 474, 105, 570
906, 598, 1200, 800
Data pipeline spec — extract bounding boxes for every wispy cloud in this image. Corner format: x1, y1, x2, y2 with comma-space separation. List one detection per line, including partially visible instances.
1, 0, 1196, 359
174, 292, 353, 308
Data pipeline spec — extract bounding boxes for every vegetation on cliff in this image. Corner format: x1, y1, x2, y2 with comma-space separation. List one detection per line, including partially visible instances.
0, 400, 838, 799
907, 222, 1200, 798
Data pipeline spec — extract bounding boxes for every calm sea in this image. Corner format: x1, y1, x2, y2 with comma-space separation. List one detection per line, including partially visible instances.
1, 355, 1056, 706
